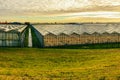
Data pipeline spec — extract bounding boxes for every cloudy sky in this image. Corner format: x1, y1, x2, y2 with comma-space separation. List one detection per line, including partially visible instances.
0, 0, 120, 22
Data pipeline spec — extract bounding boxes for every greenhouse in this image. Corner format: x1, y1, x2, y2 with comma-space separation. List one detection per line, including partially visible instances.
33, 23, 120, 47
0, 24, 28, 47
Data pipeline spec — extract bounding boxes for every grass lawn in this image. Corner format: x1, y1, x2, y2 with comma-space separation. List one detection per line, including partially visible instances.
0, 48, 120, 80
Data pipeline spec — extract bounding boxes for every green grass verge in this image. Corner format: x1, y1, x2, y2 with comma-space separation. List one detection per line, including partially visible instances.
0, 48, 120, 79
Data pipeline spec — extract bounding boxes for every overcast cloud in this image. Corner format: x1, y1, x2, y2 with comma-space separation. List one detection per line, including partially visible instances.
0, 0, 120, 13
0, 0, 120, 22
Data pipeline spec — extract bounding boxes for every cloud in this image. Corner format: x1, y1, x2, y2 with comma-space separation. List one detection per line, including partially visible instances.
0, 0, 120, 13
0, 0, 90, 12
0, 0, 120, 22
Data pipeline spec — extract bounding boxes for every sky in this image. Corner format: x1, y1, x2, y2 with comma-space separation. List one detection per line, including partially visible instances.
0, 0, 120, 23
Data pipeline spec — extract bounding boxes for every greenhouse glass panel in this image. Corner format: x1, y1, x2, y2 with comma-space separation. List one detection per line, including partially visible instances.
0, 24, 27, 47
33, 23, 120, 47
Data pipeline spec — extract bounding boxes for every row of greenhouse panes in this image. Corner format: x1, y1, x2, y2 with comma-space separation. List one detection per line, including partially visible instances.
43, 32, 120, 47
0, 32, 20, 47
0, 40, 19, 47
0, 24, 28, 47
0, 25, 27, 33
34, 24, 120, 35
0, 32, 19, 40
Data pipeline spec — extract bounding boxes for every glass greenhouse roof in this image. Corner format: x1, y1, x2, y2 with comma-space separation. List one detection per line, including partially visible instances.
0, 24, 27, 33
34, 23, 120, 36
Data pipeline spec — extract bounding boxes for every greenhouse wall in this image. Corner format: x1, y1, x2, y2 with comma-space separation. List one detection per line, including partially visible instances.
0, 32, 20, 47
0, 24, 28, 47
43, 33, 120, 47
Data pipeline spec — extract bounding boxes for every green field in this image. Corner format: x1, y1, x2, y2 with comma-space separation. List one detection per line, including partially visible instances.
0, 48, 120, 80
